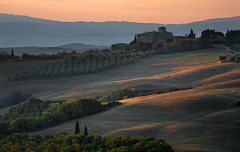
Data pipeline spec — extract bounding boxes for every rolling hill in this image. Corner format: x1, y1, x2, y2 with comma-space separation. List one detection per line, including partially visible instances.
0, 47, 240, 151
0, 48, 236, 101
34, 79, 240, 152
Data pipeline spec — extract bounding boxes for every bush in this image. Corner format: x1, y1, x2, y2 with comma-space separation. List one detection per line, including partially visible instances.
155, 90, 162, 94
229, 56, 236, 62
236, 56, 240, 62
219, 55, 227, 62
123, 95, 128, 99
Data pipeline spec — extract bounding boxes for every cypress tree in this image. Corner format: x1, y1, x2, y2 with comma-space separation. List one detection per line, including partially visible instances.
190, 28, 194, 35
133, 35, 137, 44
84, 125, 88, 135
188, 28, 196, 39
11, 49, 14, 58
75, 121, 80, 134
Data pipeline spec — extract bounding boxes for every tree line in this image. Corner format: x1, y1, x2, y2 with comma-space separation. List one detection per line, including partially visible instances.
0, 97, 105, 135
226, 29, 240, 45
6, 28, 222, 81
11, 50, 157, 81
0, 86, 193, 136
200, 29, 240, 45
0, 49, 17, 61
10, 38, 213, 81
21, 50, 77, 60
0, 91, 32, 109
97, 86, 193, 102
130, 37, 211, 53
0, 132, 174, 152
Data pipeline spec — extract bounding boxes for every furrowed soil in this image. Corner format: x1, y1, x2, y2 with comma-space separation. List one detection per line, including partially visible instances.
1, 48, 240, 151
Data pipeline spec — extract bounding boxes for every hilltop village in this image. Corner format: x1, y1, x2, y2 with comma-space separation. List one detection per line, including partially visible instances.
111, 27, 187, 51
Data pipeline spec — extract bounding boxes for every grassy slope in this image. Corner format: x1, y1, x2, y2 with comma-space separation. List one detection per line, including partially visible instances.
1, 48, 240, 151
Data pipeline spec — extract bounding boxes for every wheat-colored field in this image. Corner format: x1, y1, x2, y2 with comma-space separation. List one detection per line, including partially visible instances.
1, 48, 240, 151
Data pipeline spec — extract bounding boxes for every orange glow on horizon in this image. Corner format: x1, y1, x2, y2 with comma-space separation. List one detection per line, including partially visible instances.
0, 0, 239, 24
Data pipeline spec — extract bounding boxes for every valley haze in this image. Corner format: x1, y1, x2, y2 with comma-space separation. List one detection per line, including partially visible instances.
0, 13, 240, 48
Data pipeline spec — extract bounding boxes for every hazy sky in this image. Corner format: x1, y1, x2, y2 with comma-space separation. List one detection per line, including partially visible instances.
0, 0, 239, 24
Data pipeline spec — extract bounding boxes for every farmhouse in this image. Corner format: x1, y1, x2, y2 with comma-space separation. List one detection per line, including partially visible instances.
111, 43, 129, 51
137, 27, 186, 43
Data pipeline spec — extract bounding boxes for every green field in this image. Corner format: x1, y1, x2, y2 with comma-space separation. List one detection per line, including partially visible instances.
1, 48, 240, 151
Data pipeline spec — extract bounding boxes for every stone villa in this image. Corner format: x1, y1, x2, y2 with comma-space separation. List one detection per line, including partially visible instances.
137, 27, 186, 43
111, 27, 186, 51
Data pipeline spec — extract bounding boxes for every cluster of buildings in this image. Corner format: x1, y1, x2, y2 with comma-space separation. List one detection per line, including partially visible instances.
111, 27, 186, 51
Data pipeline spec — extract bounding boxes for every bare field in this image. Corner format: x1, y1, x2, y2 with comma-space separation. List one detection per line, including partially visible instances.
35, 84, 240, 152
200, 68, 240, 85
1, 48, 240, 151
0, 60, 56, 79
0, 48, 237, 101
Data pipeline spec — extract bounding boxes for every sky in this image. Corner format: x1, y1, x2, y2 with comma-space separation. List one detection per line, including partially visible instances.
0, 0, 240, 24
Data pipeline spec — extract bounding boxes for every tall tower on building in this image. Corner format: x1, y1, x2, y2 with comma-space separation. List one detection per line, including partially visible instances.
158, 27, 166, 34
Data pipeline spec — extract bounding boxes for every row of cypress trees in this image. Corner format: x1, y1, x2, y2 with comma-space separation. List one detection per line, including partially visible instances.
75, 121, 88, 135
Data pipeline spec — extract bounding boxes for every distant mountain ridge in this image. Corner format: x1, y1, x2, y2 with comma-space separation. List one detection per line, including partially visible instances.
0, 13, 240, 47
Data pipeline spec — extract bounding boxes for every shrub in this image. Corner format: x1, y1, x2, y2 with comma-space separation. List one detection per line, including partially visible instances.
236, 56, 240, 62
155, 90, 162, 94
229, 56, 235, 62
219, 55, 227, 62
